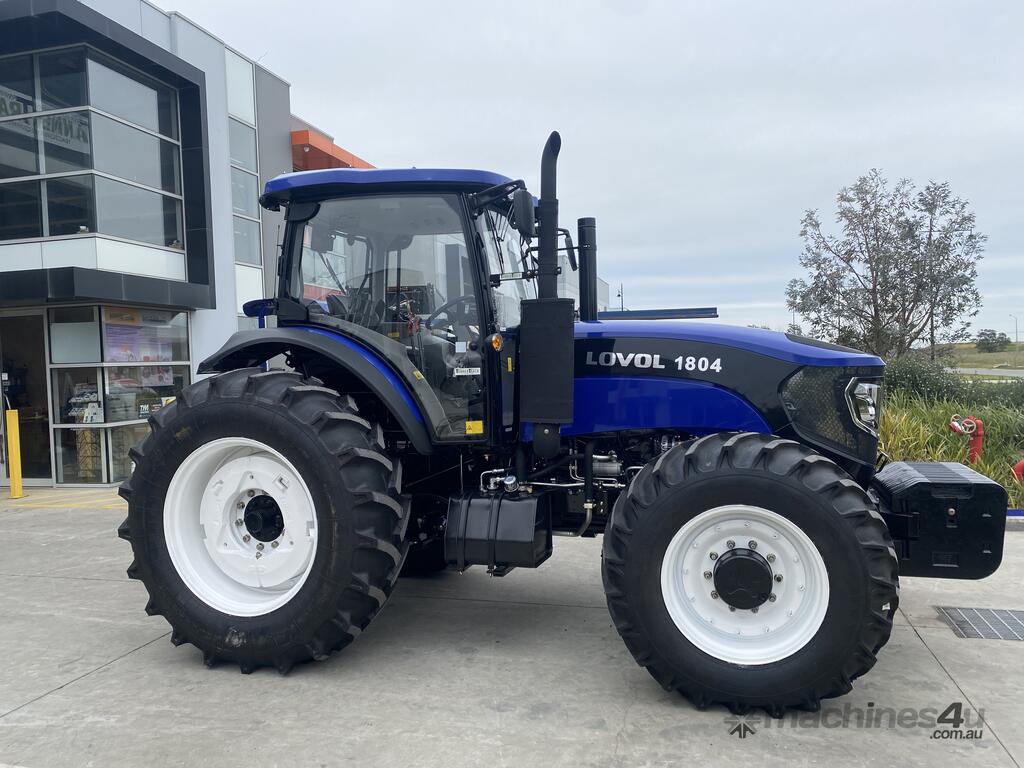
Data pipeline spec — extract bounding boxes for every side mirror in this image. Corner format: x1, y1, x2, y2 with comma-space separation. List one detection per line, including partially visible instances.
512, 188, 536, 238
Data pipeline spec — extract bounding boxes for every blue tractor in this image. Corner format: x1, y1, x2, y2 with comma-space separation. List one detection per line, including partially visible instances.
120, 133, 1007, 713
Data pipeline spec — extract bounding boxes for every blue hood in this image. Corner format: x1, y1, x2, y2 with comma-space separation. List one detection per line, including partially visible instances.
574, 320, 883, 368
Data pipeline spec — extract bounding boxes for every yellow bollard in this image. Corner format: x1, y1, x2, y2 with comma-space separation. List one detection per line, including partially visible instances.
5, 409, 24, 500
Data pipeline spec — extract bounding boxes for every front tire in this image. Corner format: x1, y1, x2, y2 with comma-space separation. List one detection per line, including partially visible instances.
118, 368, 409, 674
602, 432, 899, 713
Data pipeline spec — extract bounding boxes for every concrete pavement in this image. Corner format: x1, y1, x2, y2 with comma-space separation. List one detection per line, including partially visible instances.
1, 489, 1022, 767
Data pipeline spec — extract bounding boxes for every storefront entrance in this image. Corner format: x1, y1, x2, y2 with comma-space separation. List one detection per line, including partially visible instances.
0, 310, 53, 486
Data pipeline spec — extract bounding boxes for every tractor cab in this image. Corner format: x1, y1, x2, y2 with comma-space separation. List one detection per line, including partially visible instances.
254, 163, 573, 449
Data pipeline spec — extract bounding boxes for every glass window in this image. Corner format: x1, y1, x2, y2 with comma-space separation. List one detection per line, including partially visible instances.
109, 423, 150, 482
296, 194, 485, 439
105, 364, 189, 422
237, 315, 259, 331
233, 215, 261, 265
39, 48, 87, 111
225, 50, 255, 124
87, 55, 177, 138
55, 427, 106, 483
0, 181, 41, 240
52, 367, 103, 424
478, 207, 536, 328
231, 167, 259, 217
0, 55, 35, 114
94, 175, 182, 247
46, 176, 94, 236
0, 117, 38, 178
92, 112, 180, 193
101, 307, 188, 363
49, 306, 101, 363
40, 110, 92, 174
228, 118, 257, 172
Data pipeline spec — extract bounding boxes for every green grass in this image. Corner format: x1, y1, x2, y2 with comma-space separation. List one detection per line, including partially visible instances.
880, 391, 1024, 508
946, 341, 1024, 370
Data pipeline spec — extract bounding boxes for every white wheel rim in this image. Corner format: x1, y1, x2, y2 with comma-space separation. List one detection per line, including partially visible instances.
660, 504, 829, 665
163, 437, 319, 617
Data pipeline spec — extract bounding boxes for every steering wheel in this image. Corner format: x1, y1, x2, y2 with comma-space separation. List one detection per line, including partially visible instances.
426, 295, 477, 330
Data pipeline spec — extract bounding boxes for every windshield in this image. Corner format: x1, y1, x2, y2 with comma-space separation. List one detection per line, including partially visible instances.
290, 193, 487, 440
477, 205, 535, 328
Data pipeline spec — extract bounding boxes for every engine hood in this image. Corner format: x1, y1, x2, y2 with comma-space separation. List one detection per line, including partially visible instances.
574, 320, 883, 368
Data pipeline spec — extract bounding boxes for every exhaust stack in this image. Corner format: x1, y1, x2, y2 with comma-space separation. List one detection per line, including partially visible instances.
536, 132, 561, 300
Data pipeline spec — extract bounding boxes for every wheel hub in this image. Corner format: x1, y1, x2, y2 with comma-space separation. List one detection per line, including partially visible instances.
713, 548, 773, 610
659, 504, 830, 665
243, 494, 285, 542
164, 438, 319, 617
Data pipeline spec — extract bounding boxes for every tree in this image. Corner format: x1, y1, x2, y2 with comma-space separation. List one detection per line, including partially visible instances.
786, 170, 985, 359
975, 328, 1011, 353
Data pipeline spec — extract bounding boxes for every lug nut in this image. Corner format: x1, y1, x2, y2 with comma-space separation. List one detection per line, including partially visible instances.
748, 540, 757, 550
767, 554, 776, 563
255, 552, 262, 559
256, 543, 264, 551
710, 591, 719, 600
236, 502, 244, 510
703, 570, 712, 580
242, 534, 251, 543
774, 574, 783, 583
234, 518, 243, 526
768, 594, 777, 602
729, 606, 736, 612
709, 552, 719, 561
726, 540, 735, 549
271, 541, 279, 549
751, 606, 759, 613
247, 490, 255, 498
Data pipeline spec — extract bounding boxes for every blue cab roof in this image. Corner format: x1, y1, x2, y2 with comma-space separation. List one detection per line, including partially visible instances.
264, 168, 514, 199
576, 320, 884, 367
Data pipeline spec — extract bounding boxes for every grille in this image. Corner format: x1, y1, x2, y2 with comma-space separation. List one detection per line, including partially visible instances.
935, 606, 1024, 640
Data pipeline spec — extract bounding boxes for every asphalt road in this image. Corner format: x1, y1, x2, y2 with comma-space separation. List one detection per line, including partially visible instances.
956, 367, 1024, 378
1, 488, 1022, 768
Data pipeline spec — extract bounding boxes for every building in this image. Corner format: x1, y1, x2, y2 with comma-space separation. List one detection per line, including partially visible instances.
0, 0, 369, 487
558, 254, 612, 314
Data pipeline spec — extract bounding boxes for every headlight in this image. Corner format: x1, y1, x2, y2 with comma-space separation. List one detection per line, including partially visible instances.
846, 379, 881, 434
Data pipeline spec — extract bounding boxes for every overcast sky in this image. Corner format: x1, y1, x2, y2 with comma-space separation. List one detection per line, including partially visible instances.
164, 0, 1024, 337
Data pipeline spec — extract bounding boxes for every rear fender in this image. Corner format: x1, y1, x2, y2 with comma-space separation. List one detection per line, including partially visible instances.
198, 327, 435, 454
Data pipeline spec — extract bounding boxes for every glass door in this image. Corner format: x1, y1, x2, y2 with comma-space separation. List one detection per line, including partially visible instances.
0, 311, 53, 486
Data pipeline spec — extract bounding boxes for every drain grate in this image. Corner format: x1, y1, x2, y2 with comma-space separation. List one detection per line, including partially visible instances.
936, 607, 1024, 640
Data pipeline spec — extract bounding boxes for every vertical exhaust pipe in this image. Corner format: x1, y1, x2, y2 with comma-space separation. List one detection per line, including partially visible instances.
537, 131, 561, 300
518, 131, 574, 458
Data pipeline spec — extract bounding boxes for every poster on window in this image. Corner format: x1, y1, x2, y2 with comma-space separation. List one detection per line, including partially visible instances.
103, 308, 175, 362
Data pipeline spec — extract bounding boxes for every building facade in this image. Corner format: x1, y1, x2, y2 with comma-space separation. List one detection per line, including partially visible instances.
0, 0, 368, 486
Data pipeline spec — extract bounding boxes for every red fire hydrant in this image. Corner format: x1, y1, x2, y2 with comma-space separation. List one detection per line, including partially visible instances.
949, 415, 984, 465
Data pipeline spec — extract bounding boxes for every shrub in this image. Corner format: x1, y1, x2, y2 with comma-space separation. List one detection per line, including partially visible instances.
880, 392, 1024, 508
884, 355, 1024, 409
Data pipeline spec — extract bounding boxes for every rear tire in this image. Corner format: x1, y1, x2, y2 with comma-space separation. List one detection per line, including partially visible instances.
118, 368, 409, 674
602, 432, 899, 713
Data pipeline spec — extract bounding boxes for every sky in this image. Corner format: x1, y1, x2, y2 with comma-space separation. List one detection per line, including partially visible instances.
163, 0, 1024, 338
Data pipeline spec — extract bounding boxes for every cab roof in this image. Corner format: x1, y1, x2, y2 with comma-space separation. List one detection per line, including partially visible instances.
262, 167, 514, 205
